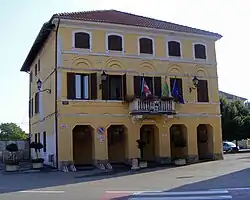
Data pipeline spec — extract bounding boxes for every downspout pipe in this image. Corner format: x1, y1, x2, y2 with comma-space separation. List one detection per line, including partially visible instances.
26, 71, 31, 160
53, 16, 60, 169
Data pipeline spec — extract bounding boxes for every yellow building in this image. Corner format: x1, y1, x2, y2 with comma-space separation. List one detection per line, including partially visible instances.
21, 10, 223, 169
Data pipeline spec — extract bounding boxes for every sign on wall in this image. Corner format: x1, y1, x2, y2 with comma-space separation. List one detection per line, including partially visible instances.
97, 127, 105, 143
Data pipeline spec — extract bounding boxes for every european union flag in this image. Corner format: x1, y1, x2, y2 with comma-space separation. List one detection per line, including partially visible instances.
172, 79, 184, 104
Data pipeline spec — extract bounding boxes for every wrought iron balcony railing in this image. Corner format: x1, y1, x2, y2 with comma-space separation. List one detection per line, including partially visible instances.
129, 98, 175, 115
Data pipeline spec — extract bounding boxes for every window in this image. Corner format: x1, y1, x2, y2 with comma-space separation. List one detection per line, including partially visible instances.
34, 92, 39, 114
133, 76, 162, 98
168, 41, 181, 57
43, 131, 47, 153
30, 71, 32, 82
108, 35, 123, 51
38, 59, 40, 73
35, 64, 38, 76
29, 98, 33, 117
170, 78, 183, 97
74, 32, 90, 49
67, 73, 97, 100
194, 44, 206, 59
139, 38, 153, 54
197, 79, 209, 102
102, 74, 127, 100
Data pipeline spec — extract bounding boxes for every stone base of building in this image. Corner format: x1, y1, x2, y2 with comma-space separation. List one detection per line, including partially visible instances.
155, 156, 171, 164
186, 155, 199, 164
213, 153, 224, 160
59, 160, 75, 172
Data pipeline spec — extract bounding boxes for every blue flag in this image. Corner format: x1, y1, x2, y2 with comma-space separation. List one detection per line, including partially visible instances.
172, 79, 184, 104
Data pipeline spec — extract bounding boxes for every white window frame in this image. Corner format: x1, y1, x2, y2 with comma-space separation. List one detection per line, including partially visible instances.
166, 38, 182, 58
192, 42, 208, 61
74, 74, 89, 100
106, 33, 124, 53
138, 36, 155, 57
72, 30, 92, 51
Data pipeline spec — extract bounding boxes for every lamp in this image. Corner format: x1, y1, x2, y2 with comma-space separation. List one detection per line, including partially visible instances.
101, 71, 107, 81
192, 76, 199, 87
189, 76, 199, 93
36, 79, 51, 94
99, 71, 107, 89
36, 79, 42, 91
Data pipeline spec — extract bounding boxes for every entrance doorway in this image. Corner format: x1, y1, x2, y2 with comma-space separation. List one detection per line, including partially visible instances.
139, 125, 158, 162
170, 124, 188, 160
107, 125, 127, 164
72, 125, 93, 166
197, 124, 214, 160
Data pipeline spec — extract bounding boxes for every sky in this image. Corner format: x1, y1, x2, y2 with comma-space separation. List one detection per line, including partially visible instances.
0, 0, 249, 132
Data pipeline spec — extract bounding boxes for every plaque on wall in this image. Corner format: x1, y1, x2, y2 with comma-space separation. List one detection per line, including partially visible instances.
62, 101, 69, 105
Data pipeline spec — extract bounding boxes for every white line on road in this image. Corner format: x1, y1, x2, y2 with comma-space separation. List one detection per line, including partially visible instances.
134, 190, 229, 196
106, 190, 161, 194
129, 196, 232, 200
19, 190, 65, 194
210, 187, 250, 191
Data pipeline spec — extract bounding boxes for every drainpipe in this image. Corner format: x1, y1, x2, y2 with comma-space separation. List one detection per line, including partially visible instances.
54, 16, 60, 169
26, 71, 31, 160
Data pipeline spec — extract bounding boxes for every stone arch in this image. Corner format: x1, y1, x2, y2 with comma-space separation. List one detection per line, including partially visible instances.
167, 64, 183, 75
193, 65, 209, 77
107, 124, 128, 164
197, 68, 208, 77
72, 125, 94, 166
139, 61, 156, 73
106, 59, 125, 70
72, 57, 93, 69
170, 124, 188, 160
197, 124, 214, 160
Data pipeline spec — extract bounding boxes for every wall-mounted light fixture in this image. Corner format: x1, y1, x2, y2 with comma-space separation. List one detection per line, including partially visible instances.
189, 76, 199, 93
99, 71, 107, 89
36, 79, 51, 94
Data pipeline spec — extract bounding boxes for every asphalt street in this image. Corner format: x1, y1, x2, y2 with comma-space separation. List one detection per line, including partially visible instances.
0, 153, 250, 199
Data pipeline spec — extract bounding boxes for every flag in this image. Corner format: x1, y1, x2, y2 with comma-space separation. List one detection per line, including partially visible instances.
162, 77, 171, 97
141, 77, 151, 97
172, 79, 184, 104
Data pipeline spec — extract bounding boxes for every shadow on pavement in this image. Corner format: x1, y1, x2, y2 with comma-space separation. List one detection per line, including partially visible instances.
0, 164, 176, 194
167, 168, 250, 192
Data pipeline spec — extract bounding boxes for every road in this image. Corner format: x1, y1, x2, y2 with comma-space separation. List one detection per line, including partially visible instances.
0, 153, 250, 199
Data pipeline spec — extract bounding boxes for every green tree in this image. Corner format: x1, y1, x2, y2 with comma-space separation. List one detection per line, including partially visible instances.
220, 97, 249, 142
0, 123, 28, 140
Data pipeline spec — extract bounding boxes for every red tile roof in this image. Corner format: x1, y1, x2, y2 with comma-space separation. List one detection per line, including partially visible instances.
20, 10, 222, 72
57, 10, 222, 38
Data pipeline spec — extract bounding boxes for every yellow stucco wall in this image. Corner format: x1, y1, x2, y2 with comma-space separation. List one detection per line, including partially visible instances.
30, 21, 222, 165
29, 31, 56, 161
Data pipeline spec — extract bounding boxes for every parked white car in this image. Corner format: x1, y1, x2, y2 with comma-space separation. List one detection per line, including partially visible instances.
223, 141, 239, 152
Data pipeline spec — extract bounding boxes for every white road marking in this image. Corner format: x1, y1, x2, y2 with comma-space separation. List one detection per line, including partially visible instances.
134, 190, 229, 195
105, 190, 161, 194
19, 190, 65, 194
210, 187, 250, 191
106, 190, 233, 200
129, 196, 232, 200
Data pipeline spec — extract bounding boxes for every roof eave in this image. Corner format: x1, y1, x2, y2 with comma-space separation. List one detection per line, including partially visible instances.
59, 18, 222, 41
20, 17, 57, 72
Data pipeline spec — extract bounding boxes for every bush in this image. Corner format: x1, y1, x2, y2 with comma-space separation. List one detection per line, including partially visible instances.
6, 143, 18, 152
4, 143, 19, 165
30, 142, 43, 150
31, 158, 44, 163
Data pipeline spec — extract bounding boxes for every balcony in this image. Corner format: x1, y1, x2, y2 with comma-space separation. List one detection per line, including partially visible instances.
129, 98, 176, 115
